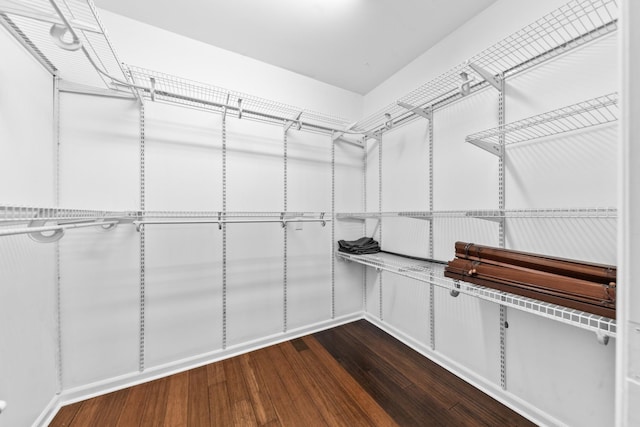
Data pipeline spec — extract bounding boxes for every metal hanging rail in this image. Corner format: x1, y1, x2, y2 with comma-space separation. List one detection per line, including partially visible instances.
467, 92, 618, 154
354, 0, 618, 135
0, 206, 330, 241
337, 251, 616, 339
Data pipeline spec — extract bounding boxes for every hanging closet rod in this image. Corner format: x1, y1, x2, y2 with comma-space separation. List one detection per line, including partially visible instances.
133, 218, 330, 229
0, 220, 118, 238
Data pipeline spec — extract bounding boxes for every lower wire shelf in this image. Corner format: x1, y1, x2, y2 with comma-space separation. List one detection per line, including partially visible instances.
337, 251, 616, 338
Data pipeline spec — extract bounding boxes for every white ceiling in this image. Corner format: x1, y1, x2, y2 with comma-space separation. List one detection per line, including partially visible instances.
94, 0, 499, 95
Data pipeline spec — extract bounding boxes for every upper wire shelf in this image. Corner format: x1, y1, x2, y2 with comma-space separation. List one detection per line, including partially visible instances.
354, 0, 618, 135
0, 0, 132, 92
337, 251, 616, 337
467, 93, 618, 150
125, 65, 352, 134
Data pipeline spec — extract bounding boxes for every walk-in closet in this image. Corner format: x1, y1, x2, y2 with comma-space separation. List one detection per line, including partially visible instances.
1, 0, 639, 426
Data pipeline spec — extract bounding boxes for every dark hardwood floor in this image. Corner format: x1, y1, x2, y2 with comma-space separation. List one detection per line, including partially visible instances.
50, 320, 536, 426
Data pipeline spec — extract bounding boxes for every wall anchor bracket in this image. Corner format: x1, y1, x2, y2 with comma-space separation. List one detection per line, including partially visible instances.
459, 71, 475, 96
596, 331, 610, 346
450, 280, 461, 297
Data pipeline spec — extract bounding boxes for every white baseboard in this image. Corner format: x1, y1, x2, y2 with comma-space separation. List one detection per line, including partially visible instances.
40, 312, 562, 427
33, 394, 61, 427
53, 312, 363, 411
363, 313, 565, 427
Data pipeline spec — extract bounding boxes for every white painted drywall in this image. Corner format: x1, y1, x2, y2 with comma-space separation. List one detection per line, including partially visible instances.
0, 27, 58, 427
98, 10, 363, 122
362, 0, 619, 425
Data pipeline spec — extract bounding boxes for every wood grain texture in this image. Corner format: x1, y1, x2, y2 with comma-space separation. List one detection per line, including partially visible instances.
50, 320, 536, 426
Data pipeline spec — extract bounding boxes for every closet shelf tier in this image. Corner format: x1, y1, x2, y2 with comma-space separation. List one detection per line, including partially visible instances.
337, 251, 616, 337
0, 0, 133, 93
467, 93, 618, 148
0, 206, 331, 239
354, 0, 618, 135
336, 208, 617, 220
125, 65, 352, 134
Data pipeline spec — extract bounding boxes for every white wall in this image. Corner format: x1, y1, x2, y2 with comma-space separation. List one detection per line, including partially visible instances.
362, 0, 619, 426
99, 10, 363, 123
49, 7, 365, 403
0, 27, 58, 427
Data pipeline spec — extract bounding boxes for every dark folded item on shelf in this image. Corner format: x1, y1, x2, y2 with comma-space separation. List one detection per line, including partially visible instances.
338, 237, 381, 254
444, 242, 616, 319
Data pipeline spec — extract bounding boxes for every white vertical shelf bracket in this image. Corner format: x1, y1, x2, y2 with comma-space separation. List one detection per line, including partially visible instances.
468, 62, 503, 93
397, 101, 432, 121
467, 138, 503, 157
222, 93, 230, 120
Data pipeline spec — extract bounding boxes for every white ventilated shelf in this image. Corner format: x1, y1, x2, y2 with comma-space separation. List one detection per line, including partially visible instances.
337, 251, 616, 336
0, 206, 330, 239
467, 93, 618, 149
125, 65, 351, 134
354, 0, 618, 135
337, 208, 617, 221
0, 0, 131, 91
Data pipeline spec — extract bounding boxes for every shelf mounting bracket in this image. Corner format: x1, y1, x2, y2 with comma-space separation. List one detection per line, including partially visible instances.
465, 211, 504, 223
284, 111, 303, 133
467, 138, 503, 157
149, 77, 156, 102
397, 102, 432, 121
237, 98, 243, 119
468, 62, 503, 92
222, 93, 230, 119
364, 131, 382, 143
332, 131, 365, 148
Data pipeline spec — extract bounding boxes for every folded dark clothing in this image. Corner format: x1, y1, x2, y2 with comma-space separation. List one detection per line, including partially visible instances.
338, 237, 380, 254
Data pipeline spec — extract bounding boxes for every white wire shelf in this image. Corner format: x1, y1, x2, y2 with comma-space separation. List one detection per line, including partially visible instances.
337, 251, 616, 336
0, 206, 331, 240
0, 0, 132, 92
125, 65, 352, 134
467, 93, 618, 150
354, 0, 618, 135
336, 208, 617, 221
0, 205, 132, 224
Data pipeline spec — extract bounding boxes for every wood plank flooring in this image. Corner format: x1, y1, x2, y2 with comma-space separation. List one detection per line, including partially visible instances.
50, 320, 536, 426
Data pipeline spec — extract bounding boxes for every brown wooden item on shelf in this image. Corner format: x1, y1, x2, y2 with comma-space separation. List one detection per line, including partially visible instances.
454, 242, 617, 284
444, 242, 616, 319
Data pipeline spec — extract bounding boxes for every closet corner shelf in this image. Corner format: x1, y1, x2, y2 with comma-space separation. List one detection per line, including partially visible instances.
0, 0, 133, 93
466, 93, 618, 152
353, 0, 617, 136
336, 251, 616, 338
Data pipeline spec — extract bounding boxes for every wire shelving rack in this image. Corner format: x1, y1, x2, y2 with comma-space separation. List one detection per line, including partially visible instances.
467, 93, 618, 149
337, 251, 616, 337
354, 0, 618, 135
